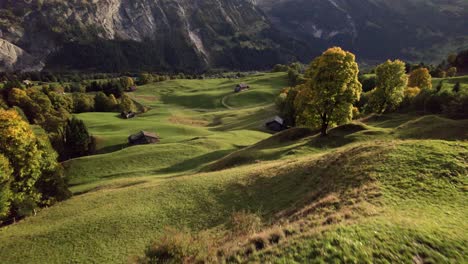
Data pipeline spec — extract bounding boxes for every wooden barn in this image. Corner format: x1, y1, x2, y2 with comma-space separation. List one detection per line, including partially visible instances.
266, 116, 287, 132
234, 83, 249, 93
128, 131, 160, 145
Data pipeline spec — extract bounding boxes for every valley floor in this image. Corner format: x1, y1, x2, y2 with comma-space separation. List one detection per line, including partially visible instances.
0, 73, 467, 263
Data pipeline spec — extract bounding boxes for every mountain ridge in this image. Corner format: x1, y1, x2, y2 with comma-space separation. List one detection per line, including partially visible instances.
0, 0, 467, 72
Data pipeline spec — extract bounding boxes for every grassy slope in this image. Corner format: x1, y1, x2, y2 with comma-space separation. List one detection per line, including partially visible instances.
257, 140, 467, 263
64, 73, 287, 191
0, 73, 467, 263
0, 136, 466, 263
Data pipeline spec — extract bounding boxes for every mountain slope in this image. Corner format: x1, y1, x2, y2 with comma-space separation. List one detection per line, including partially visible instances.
0, 0, 467, 71
255, 0, 468, 62
0, 0, 309, 72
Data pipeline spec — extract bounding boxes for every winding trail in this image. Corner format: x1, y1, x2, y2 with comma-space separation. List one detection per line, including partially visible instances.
221, 93, 234, 109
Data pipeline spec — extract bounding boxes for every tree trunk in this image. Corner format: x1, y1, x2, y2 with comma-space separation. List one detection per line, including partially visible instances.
320, 114, 328, 137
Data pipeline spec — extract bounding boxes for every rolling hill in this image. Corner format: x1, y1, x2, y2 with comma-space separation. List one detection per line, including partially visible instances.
0, 72, 466, 263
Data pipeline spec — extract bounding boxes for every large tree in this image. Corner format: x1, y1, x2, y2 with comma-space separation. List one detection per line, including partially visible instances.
368, 60, 409, 113
408, 68, 432, 90
0, 109, 48, 219
299, 47, 362, 136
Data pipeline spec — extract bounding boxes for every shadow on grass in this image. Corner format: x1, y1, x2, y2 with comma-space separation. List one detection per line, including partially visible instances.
157, 149, 235, 173
213, 143, 384, 219
95, 143, 128, 155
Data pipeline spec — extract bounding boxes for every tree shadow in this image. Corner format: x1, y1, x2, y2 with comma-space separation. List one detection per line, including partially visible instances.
157, 149, 236, 173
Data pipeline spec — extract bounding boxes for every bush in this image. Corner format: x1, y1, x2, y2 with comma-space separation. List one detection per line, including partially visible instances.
268, 229, 285, 245
136, 227, 215, 264
227, 211, 262, 236
249, 235, 269, 251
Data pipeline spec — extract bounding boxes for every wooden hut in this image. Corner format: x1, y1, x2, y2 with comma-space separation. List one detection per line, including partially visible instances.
266, 116, 286, 132
234, 83, 250, 93
128, 131, 160, 145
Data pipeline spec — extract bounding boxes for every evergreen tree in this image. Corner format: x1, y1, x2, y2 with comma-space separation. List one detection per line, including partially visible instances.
64, 117, 92, 159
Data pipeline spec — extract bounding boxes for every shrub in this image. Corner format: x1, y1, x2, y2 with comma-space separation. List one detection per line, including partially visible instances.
268, 229, 285, 245
249, 235, 269, 251
227, 211, 262, 236
136, 227, 215, 264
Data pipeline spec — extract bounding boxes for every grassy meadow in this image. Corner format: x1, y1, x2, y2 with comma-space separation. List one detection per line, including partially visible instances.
0, 72, 467, 263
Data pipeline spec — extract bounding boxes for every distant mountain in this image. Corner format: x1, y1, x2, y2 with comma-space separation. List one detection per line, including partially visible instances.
255, 0, 468, 62
0, 0, 467, 72
0, 0, 311, 72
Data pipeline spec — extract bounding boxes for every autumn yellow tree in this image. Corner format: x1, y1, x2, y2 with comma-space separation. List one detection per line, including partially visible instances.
0, 109, 70, 220
408, 68, 432, 90
0, 109, 42, 217
297, 47, 362, 136
0, 154, 12, 220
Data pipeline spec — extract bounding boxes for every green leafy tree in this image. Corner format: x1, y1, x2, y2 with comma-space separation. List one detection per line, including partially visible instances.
120, 94, 137, 112
94, 92, 116, 112
276, 87, 300, 127
368, 60, 409, 113
120, 76, 135, 89
70, 82, 85, 93
408, 68, 432, 90
34, 136, 71, 205
72, 93, 95, 113
63, 117, 93, 159
48, 92, 74, 112
137, 73, 152, 85
447, 67, 457, 77
298, 47, 362, 136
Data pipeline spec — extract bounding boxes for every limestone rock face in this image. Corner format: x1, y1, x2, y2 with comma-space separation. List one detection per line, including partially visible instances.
1, 0, 301, 71
0, 39, 43, 71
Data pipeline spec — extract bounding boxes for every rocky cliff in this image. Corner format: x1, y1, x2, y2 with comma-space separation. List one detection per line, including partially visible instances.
0, 0, 308, 72
0, 0, 467, 72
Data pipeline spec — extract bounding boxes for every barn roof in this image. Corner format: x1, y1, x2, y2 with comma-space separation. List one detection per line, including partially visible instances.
129, 131, 159, 141
267, 116, 284, 125
236, 83, 249, 88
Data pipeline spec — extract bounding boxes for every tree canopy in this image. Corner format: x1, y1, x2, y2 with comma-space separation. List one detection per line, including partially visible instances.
298, 47, 362, 136
408, 68, 432, 90
0, 109, 70, 221
368, 60, 408, 113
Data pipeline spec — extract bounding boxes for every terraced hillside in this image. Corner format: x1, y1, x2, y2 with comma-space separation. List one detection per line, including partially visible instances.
0, 73, 467, 263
